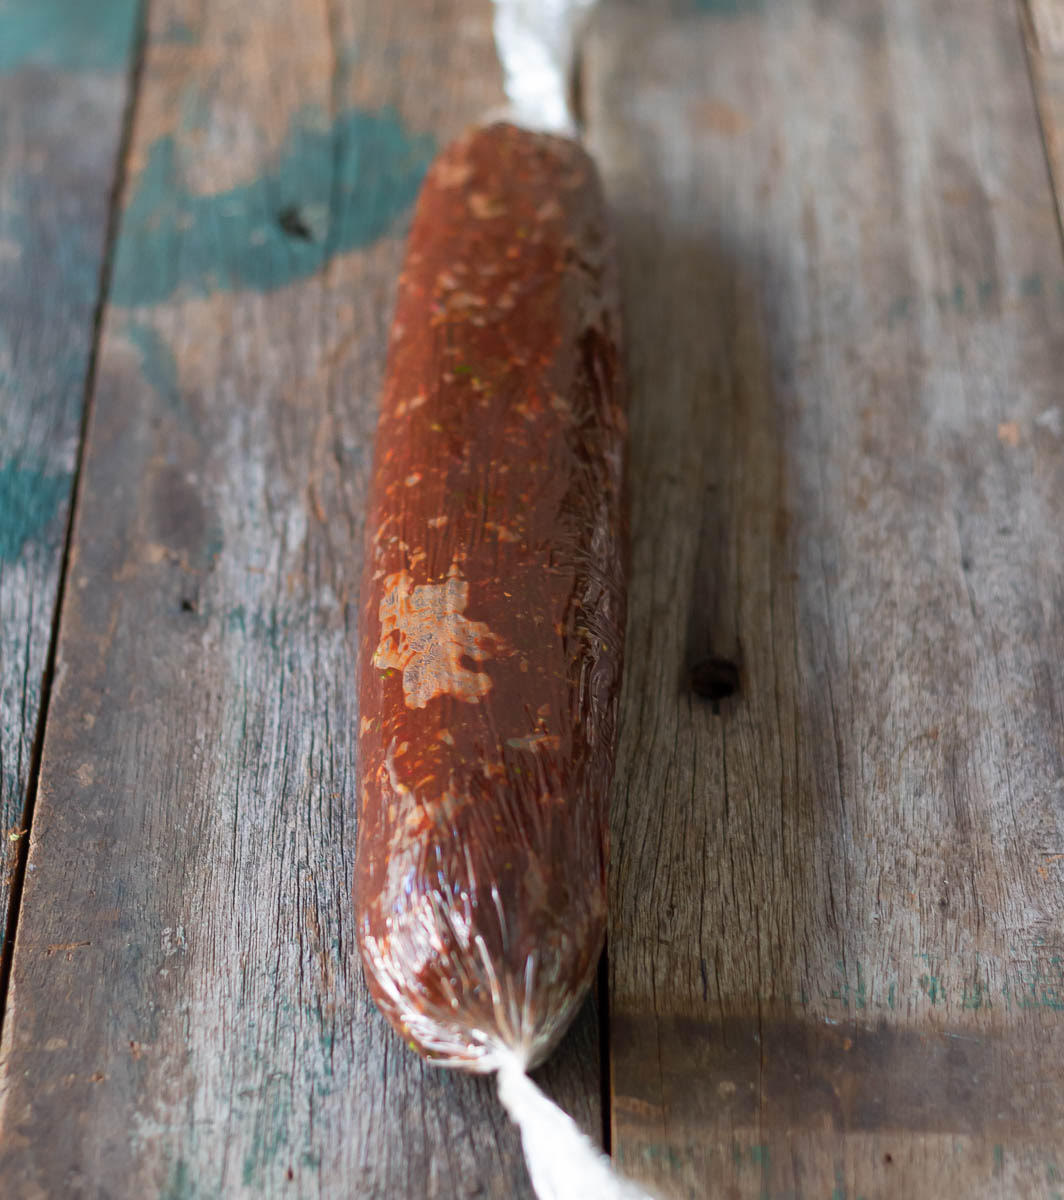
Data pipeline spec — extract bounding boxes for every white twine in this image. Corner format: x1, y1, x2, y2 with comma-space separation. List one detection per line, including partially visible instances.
494, 1048, 656, 1200
491, 0, 597, 134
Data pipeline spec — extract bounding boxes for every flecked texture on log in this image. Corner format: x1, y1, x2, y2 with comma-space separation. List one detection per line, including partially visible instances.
356, 122, 626, 1071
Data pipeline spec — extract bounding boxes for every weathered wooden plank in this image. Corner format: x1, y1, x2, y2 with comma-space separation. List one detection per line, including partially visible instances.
587, 0, 1064, 1196
1029, 0, 1064, 54
1025, 0, 1064, 239
0, 1, 139, 971
0, 2, 601, 1197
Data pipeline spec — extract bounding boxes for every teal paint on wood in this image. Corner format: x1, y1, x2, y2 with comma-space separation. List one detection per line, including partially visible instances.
0, 458, 70, 565
125, 322, 179, 412
110, 107, 436, 307
160, 1160, 196, 1200
1020, 272, 1044, 297
885, 276, 1060, 328
0, 0, 139, 74
918, 973, 943, 1004
797, 950, 1064, 1014
160, 20, 198, 45
694, 0, 764, 13
1, 172, 104, 306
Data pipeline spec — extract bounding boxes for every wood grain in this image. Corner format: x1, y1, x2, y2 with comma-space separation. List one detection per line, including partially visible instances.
0, 2, 600, 1197
0, 0, 139, 974
587, 0, 1064, 1195
1025, 0, 1064, 240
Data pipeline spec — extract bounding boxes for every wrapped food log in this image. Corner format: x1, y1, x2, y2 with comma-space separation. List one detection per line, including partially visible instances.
355, 3, 649, 1196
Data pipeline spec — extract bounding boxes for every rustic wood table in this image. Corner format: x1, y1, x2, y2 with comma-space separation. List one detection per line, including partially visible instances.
2, 1, 1063, 1196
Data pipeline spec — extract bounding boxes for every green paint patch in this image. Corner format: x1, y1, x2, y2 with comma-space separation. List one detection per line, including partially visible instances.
694, 0, 763, 11
828, 959, 868, 1009
161, 20, 198, 44
224, 604, 304, 650
934, 286, 966, 314
640, 1144, 683, 1170
0, 0, 138, 73
809, 949, 1064, 1017
0, 327, 11, 393
110, 106, 436, 307
886, 296, 911, 329
179, 87, 212, 134
125, 321, 179, 411
917, 973, 942, 1004
0, 457, 70, 564
1020, 273, 1044, 298
161, 1159, 200, 1200
962, 980, 988, 1009
204, 522, 225, 567
242, 1075, 293, 1187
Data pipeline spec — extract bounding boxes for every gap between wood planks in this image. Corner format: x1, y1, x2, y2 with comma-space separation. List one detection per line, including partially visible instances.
0, 1, 151, 1041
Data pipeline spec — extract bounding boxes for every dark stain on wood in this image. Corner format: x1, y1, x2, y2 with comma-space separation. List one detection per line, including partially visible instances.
614, 1012, 1064, 1137
150, 465, 209, 561
688, 656, 740, 702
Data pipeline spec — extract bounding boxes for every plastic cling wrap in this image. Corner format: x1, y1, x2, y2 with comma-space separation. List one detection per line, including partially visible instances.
355, 123, 627, 1073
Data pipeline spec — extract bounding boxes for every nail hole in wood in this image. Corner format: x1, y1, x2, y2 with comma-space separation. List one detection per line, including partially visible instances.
690, 656, 740, 702
278, 205, 313, 241
180, 597, 196, 613
884, 1153, 893, 1165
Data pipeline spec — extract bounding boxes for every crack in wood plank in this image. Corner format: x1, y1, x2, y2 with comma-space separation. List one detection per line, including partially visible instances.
0, 0, 145, 1035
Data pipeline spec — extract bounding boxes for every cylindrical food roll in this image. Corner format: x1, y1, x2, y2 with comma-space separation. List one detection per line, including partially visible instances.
356, 121, 626, 1071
